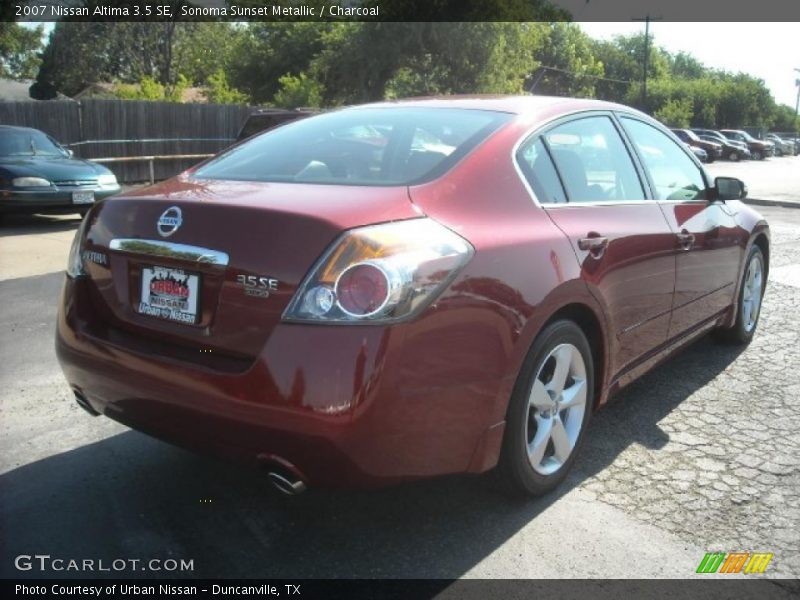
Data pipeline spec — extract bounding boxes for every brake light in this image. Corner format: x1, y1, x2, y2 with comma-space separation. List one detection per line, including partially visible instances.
282, 218, 473, 323
66, 215, 90, 278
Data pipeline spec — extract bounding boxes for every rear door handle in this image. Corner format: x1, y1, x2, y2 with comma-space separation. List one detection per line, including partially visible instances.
578, 236, 609, 251
677, 230, 695, 250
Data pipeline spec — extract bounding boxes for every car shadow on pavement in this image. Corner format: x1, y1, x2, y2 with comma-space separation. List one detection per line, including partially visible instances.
0, 213, 82, 237
0, 336, 745, 580
575, 335, 746, 477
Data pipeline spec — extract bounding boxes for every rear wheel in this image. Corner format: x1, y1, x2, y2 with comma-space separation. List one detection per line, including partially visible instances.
752, 149, 763, 160
498, 320, 594, 496
715, 245, 765, 345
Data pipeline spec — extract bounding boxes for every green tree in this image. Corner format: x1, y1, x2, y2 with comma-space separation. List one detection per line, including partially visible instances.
531, 23, 604, 97
654, 97, 694, 127
0, 23, 43, 80
668, 51, 707, 79
204, 69, 249, 105
771, 104, 799, 132
173, 23, 247, 87
273, 72, 323, 108
36, 21, 244, 98
314, 23, 545, 104
230, 23, 328, 104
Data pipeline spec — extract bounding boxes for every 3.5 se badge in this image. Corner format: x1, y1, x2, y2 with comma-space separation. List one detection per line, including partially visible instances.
235, 274, 279, 298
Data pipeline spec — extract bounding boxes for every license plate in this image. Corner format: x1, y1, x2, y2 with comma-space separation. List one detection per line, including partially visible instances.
72, 190, 95, 204
138, 266, 200, 324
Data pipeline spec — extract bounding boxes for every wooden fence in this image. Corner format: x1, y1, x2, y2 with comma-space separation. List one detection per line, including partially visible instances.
0, 99, 254, 183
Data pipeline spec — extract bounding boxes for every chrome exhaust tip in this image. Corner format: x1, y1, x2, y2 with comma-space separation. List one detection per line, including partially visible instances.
267, 471, 307, 496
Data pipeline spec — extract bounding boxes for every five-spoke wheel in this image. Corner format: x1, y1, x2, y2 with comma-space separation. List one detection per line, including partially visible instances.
499, 320, 594, 496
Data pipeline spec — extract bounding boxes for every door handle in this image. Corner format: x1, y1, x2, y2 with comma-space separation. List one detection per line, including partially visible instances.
578, 235, 609, 257
578, 236, 608, 251
676, 230, 695, 250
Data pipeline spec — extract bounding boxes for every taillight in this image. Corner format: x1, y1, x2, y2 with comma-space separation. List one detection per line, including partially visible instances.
66, 215, 90, 278
282, 218, 473, 324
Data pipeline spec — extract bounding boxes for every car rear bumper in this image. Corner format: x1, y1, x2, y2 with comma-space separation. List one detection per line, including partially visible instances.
55, 276, 512, 487
0, 187, 119, 213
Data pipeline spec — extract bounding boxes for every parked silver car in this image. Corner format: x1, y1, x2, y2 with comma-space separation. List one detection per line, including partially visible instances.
767, 134, 797, 156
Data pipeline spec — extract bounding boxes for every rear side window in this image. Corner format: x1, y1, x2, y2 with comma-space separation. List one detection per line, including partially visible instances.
621, 117, 707, 201
542, 116, 645, 203
194, 108, 511, 186
517, 138, 567, 204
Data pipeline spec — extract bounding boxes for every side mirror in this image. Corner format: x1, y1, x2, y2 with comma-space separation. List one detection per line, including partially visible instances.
66, 149, 74, 158
714, 176, 747, 201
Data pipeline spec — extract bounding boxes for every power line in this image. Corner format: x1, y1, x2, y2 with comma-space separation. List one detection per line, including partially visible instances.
529, 65, 634, 93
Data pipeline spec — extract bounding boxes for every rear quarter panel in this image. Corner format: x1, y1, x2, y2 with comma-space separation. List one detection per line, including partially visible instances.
407, 117, 609, 427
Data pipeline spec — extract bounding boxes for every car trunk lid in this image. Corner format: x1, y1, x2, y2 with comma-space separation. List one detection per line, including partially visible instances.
81, 177, 420, 363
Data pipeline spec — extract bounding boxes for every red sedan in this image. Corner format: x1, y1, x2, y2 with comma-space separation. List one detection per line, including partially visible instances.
56, 97, 769, 496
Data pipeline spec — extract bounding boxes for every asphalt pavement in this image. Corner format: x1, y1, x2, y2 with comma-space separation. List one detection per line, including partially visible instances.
0, 204, 798, 582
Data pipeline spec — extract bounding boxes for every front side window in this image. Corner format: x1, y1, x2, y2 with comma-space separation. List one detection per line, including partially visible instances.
540, 116, 645, 203
193, 108, 511, 186
621, 117, 707, 201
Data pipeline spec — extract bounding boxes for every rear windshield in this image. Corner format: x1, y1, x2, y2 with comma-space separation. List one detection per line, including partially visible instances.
193, 107, 511, 186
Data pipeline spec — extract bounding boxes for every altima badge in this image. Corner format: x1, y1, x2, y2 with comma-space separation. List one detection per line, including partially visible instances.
157, 206, 182, 237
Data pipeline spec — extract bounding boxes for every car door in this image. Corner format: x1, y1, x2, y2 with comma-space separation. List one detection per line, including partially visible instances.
619, 116, 744, 338
516, 114, 677, 376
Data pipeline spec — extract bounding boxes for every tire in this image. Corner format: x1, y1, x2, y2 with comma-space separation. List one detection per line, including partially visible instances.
715, 245, 766, 345
752, 149, 763, 160
729, 151, 740, 162
498, 320, 594, 496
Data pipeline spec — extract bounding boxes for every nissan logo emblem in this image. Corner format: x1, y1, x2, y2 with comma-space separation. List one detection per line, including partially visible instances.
157, 206, 182, 237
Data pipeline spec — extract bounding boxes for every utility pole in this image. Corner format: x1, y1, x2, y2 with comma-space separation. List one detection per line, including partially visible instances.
794, 68, 800, 125
633, 15, 662, 112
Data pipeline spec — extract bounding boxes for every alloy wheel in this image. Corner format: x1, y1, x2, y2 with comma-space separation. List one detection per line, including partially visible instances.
742, 253, 764, 333
526, 343, 588, 475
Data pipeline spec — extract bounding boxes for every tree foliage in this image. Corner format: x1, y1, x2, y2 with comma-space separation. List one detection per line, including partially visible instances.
25, 21, 800, 132
273, 72, 323, 108
0, 23, 43, 80
531, 23, 603, 97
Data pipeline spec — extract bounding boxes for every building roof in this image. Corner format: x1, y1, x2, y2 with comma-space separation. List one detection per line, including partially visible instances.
0, 79, 35, 102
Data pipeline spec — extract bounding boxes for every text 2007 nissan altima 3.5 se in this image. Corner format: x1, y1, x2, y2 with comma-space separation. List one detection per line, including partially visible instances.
56, 97, 769, 496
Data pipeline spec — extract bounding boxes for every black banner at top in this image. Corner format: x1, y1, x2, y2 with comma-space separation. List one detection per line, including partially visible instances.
5, 0, 800, 22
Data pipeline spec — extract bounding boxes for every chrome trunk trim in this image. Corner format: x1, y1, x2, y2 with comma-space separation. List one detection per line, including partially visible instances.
109, 238, 229, 266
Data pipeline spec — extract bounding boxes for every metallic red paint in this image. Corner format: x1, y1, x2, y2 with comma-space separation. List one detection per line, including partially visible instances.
55, 96, 769, 488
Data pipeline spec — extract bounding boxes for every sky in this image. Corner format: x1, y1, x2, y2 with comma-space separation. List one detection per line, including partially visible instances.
21, 21, 800, 109
579, 22, 800, 108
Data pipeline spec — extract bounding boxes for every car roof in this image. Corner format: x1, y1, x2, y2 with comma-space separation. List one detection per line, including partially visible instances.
353, 94, 638, 117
